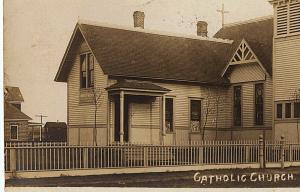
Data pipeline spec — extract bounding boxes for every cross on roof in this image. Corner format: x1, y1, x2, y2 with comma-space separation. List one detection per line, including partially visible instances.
217, 4, 229, 27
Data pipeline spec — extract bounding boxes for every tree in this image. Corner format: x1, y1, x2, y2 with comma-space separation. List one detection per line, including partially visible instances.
201, 87, 225, 140
89, 87, 103, 146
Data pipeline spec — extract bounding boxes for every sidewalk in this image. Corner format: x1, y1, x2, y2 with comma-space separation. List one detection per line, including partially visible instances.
5, 167, 300, 188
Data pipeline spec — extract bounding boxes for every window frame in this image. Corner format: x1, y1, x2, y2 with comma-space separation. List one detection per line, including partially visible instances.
285, 103, 292, 118
165, 97, 175, 133
80, 52, 94, 89
10, 124, 18, 140
276, 103, 283, 119
275, 101, 300, 120
294, 102, 300, 118
189, 98, 202, 132
254, 83, 264, 125
233, 85, 242, 127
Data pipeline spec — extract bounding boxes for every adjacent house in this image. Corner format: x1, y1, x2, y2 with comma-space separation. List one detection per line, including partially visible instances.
269, 0, 300, 141
4, 86, 32, 141
55, 10, 277, 145
43, 122, 67, 142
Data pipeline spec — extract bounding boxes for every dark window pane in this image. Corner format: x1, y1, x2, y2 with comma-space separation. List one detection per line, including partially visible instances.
165, 98, 173, 132
255, 83, 264, 125
190, 100, 201, 131
80, 54, 87, 88
233, 86, 242, 126
191, 100, 201, 121
285, 103, 291, 118
277, 103, 283, 119
80, 55, 87, 72
295, 102, 300, 118
10, 125, 18, 140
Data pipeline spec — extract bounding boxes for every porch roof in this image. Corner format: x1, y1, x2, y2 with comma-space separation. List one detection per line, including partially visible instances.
106, 81, 171, 93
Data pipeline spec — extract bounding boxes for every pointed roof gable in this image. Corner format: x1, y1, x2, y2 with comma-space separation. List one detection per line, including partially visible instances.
221, 39, 268, 76
55, 21, 233, 84
214, 16, 273, 75
4, 86, 24, 102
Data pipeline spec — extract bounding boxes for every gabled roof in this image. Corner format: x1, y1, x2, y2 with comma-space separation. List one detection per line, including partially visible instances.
55, 21, 233, 84
44, 122, 67, 129
4, 102, 32, 121
106, 80, 171, 92
4, 86, 24, 102
214, 16, 273, 75
55, 16, 273, 85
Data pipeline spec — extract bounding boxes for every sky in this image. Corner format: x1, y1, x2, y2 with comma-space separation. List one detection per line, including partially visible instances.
3, 0, 273, 123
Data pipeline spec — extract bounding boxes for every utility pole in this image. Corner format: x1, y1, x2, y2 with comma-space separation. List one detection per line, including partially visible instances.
217, 3, 229, 27
36, 114, 48, 141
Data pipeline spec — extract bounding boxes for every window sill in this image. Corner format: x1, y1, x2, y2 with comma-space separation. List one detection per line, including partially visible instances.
190, 131, 201, 134
165, 131, 175, 134
275, 119, 300, 123
80, 87, 94, 92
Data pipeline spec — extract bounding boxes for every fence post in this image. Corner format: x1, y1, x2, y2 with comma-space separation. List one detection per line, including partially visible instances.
245, 144, 250, 163
280, 135, 285, 169
199, 143, 203, 164
10, 148, 17, 175
144, 146, 148, 167
259, 135, 264, 168
83, 147, 88, 169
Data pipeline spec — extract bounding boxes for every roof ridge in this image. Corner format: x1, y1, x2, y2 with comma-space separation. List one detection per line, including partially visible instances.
78, 19, 233, 44
223, 15, 273, 28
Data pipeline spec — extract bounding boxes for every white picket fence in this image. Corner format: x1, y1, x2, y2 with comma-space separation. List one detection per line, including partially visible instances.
5, 141, 68, 147
4, 139, 300, 173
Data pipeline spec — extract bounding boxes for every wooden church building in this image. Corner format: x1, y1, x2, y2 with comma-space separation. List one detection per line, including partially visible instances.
54, 5, 297, 145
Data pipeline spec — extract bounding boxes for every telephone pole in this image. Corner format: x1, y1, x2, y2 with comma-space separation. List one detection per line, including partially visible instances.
36, 114, 48, 141
217, 3, 229, 27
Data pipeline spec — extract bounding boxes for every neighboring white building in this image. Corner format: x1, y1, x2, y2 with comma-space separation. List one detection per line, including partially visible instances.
269, 0, 300, 141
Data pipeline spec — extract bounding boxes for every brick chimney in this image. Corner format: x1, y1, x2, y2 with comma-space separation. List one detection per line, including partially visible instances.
133, 11, 145, 29
197, 21, 208, 37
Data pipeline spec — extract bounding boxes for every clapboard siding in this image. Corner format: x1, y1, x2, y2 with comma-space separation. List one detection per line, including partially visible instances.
67, 33, 109, 144
274, 35, 300, 101
229, 63, 266, 83
228, 75, 273, 128
264, 76, 273, 126
155, 82, 232, 131
227, 63, 273, 128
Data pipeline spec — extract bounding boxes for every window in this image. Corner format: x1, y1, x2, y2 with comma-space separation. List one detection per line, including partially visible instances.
190, 100, 201, 132
165, 98, 174, 132
10, 125, 18, 140
277, 103, 283, 119
285, 103, 292, 118
295, 102, 300, 118
233, 86, 242, 126
80, 53, 94, 88
255, 83, 264, 125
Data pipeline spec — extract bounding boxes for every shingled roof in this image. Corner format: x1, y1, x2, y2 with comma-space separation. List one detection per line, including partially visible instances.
55, 22, 233, 84
4, 86, 24, 102
55, 17, 273, 84
106, 80, 171, 92
4, 102, 32, 121
214, 16, 273, 75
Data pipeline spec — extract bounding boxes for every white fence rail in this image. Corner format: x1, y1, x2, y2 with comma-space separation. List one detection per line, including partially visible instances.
5, 141, 68, 147
4, 138, 300, 173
